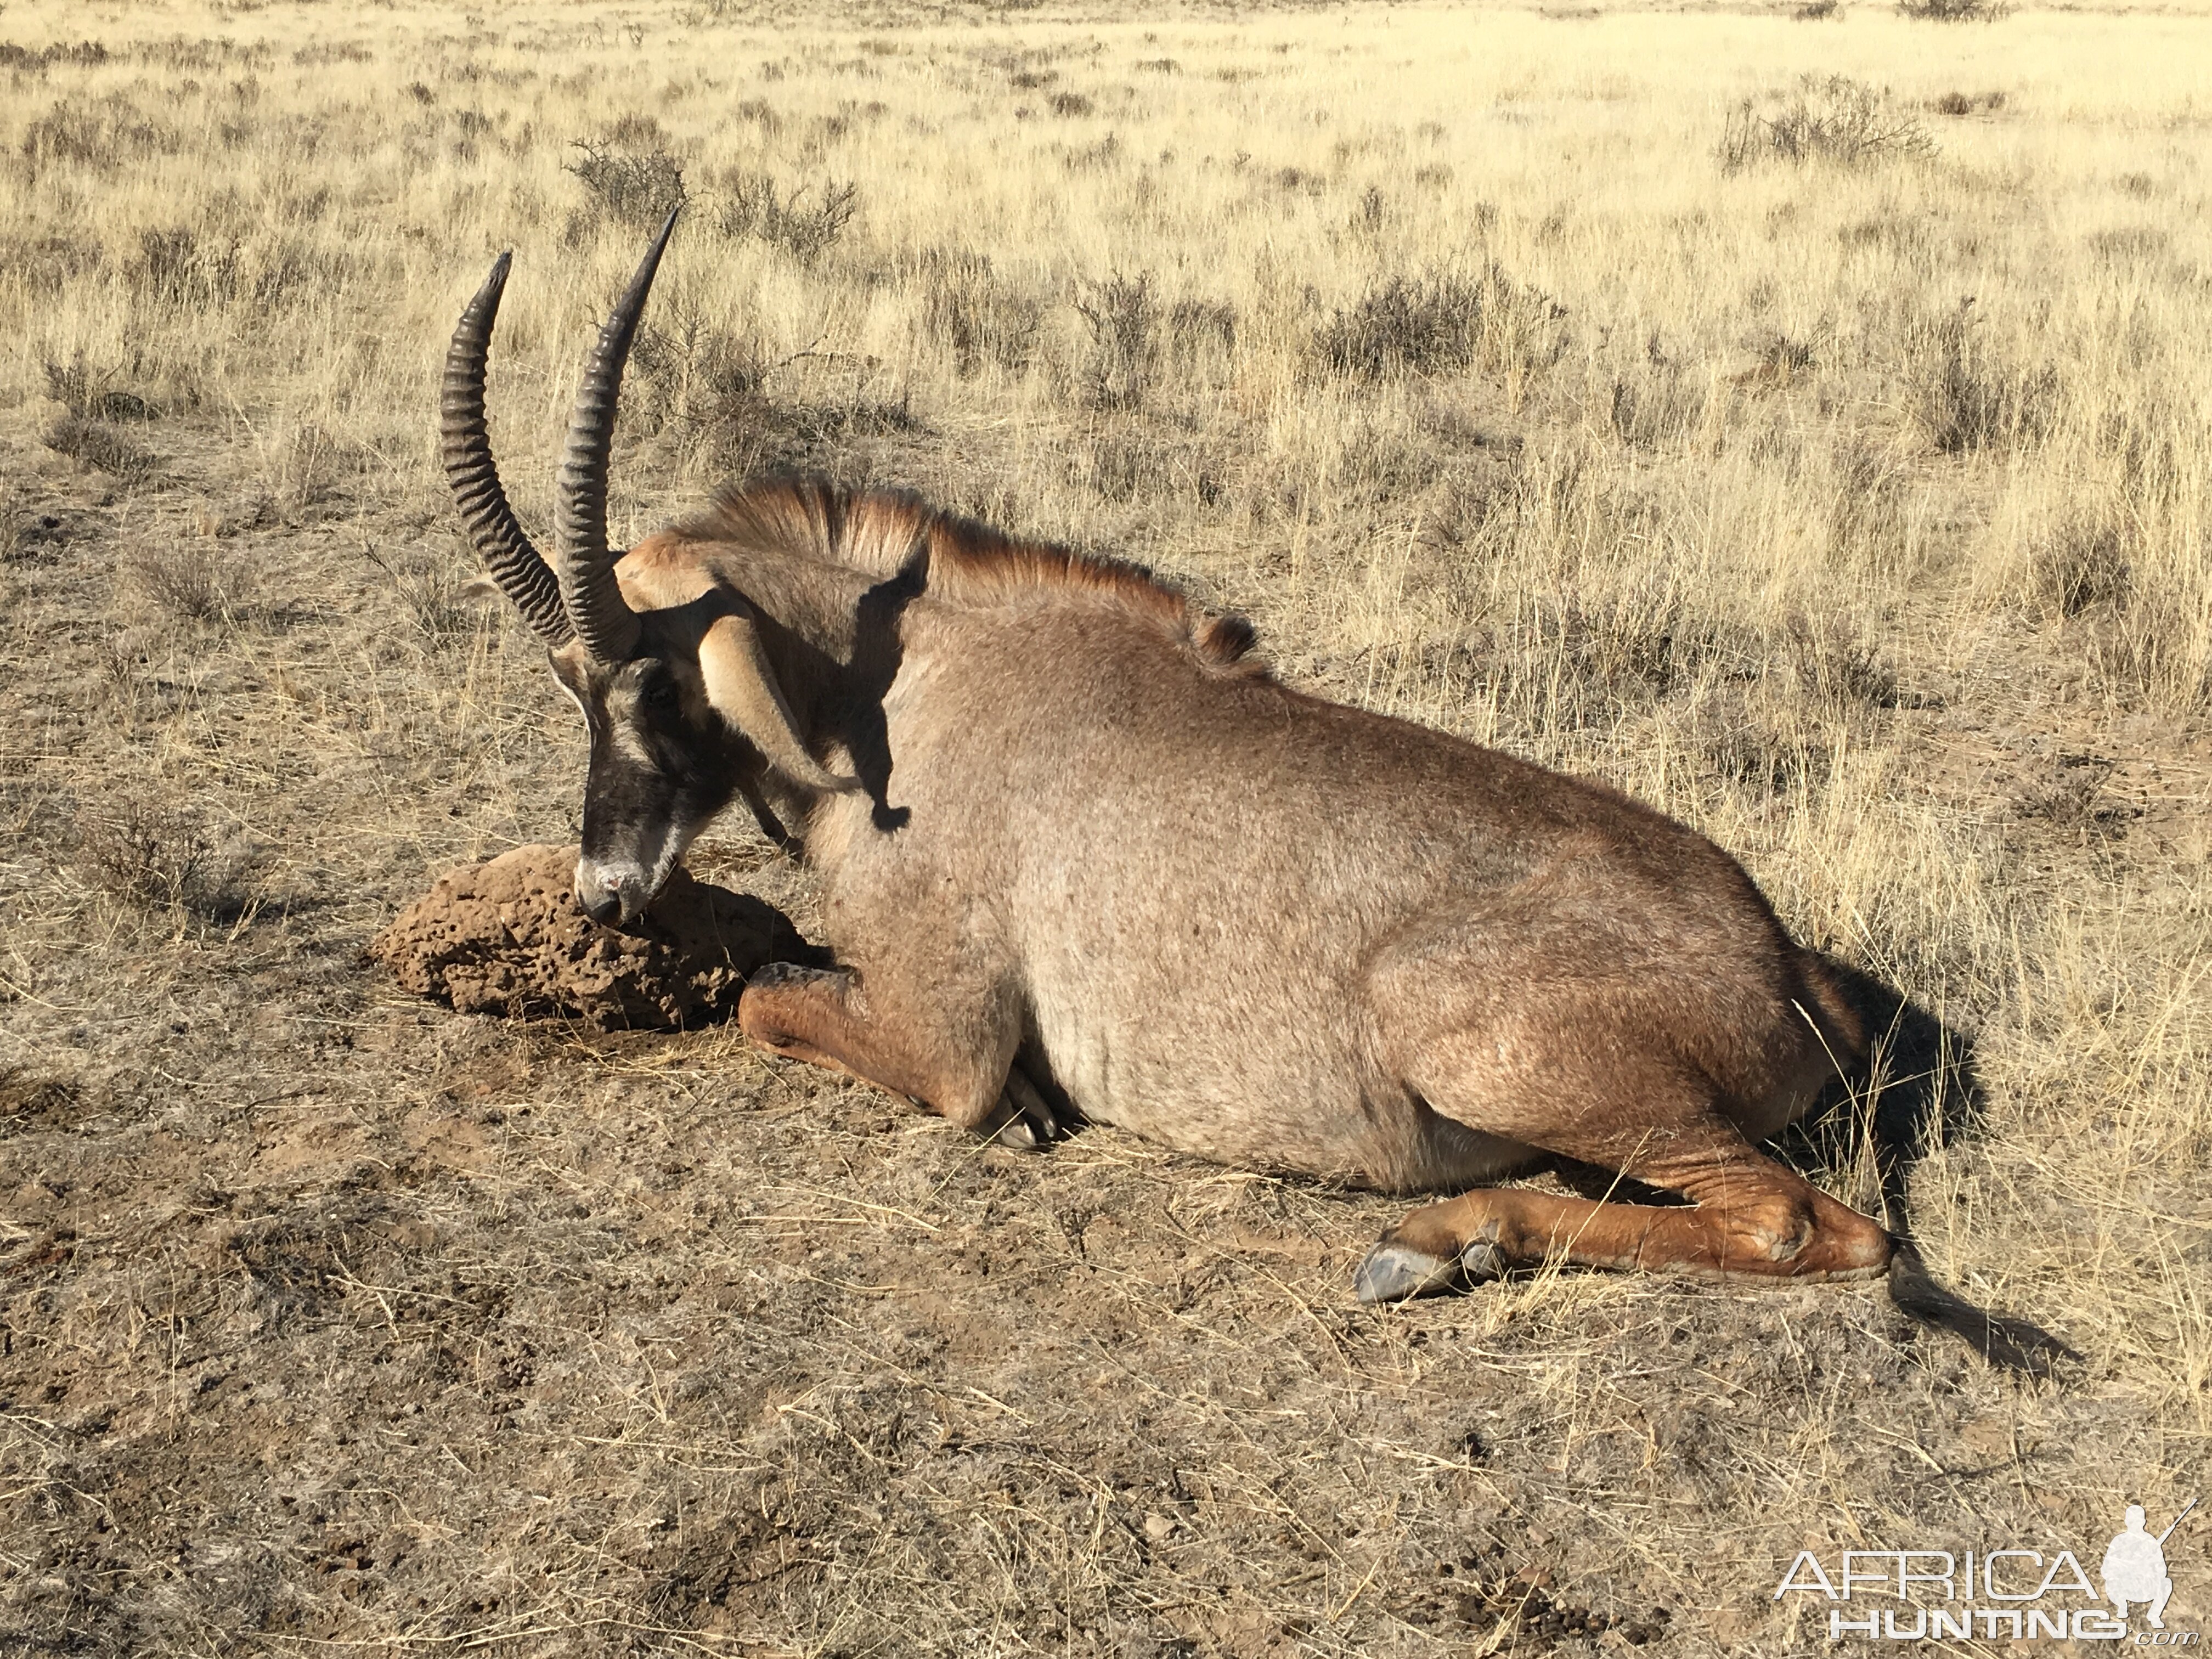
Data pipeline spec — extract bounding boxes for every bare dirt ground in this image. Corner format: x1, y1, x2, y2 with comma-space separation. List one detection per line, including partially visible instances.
2, 1, 2208, 1654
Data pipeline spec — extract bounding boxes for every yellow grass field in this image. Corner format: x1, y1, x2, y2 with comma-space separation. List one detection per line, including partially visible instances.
1, 0, 2207, 1652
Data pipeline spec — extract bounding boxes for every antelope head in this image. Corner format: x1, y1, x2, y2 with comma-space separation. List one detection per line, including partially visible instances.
439, 211, 851, 927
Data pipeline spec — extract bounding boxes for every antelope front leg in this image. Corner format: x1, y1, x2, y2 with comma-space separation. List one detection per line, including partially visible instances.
738, 962, 1054, 1147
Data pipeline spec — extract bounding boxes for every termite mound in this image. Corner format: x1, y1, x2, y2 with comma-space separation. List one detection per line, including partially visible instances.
373, 843, 816, 1031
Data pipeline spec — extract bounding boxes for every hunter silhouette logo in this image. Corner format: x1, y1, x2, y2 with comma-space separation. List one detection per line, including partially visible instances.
1775, 1498, 2198, 1643
2106, 1501, 2194, 1632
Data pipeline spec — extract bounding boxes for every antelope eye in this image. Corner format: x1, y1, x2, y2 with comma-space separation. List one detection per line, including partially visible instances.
643, 678, 680, 710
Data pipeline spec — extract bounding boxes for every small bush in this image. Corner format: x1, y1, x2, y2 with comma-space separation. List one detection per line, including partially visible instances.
1903, 299, 2056, 454
630, 301, 772, 438
1899, 0, 2008, 19
1167, 297, 1237, 366
19, 94, 179, 179
1609, 368, 1706, 448
1930, 89, 2006, 115
43, 417, 157, 483
362, 546, 481, 647
1316, 275, 1482, 379
1793, 0, 1840, 17
1312, 267, 1564, 382
565, 134, 688, 233
1719, 76, 1934, 171
1047, 91, 1093, 116
1075, 273, 1160, 410
0, 40, 111, 70
715, 170, 857, 261
45, 355, 156, 421
1787, 618, 1901, 708
918, 250, 1042, 377
127, 544, 236, 622
134, 226, 341, 312
79, 803, 259, 923
2032, 515, 2132, 620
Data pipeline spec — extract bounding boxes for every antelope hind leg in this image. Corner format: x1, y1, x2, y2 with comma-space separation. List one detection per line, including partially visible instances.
1357, 1138, 1891, 1305
737, 962, 1053, 1147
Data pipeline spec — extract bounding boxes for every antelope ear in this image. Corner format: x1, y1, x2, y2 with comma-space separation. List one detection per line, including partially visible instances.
697, 608, 862, 795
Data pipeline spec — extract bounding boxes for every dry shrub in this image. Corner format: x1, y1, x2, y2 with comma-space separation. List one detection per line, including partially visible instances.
1827, 440, 1909, 568
0, 40, 111, 71
1448, 587, 1730, 735
714, 169, 857, 261
1903, 299, 2056, 453
1688, 691, 1830, 795
1313, 266, 1565, 381
2030, 512, 2132, 620
918, 248, 1042, 377
564, 132, 688, 234
0, 1067, 85, 1136
266, 421, 355, 520
18, 94, 178, 180
2088, 225, 2167, 264
1166, 295, 1238, 387
628, 298, 919, 477
2013, 754, 2136, 842
126, 543, 239, 622
1047, 91, 1092, 116
362, 546, 482, 647
43, 416, 157, 482
1077, 424, 1177, 503
1607, 365, 1705, 448
78, 802, 259, 923
1785, 616, 1901, 709
1899, 0, 2009, 19
1719, 76, 1934, 171
1075, 272, 1159, 410
1931, 89, 2006, 115
629, 299, 772, 441
134, 224, 346, 312
44, 354, 158, 421
0, 232, 104, 296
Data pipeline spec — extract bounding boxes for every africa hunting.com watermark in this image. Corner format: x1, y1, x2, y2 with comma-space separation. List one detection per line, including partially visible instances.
1775, 1499, 2198, 1644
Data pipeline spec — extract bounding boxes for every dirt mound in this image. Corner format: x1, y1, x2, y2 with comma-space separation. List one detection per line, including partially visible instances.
372, 844, 815, 1030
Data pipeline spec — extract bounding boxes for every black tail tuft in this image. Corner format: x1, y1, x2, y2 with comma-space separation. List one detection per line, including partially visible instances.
1880, 1178, 2079, 1376
1884, 1239, 2079, 1376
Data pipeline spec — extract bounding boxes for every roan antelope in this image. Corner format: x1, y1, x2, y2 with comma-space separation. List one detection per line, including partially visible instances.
439, 213, 2065, 1372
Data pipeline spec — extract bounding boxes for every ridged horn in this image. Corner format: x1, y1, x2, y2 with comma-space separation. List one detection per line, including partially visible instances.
554, 207, 680, 663
441, 252, 572, 647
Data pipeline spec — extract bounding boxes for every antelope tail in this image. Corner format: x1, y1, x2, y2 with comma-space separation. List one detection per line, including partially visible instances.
1879, 1183, 2078, 1376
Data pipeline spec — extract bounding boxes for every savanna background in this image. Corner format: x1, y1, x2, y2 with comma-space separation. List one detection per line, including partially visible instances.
1, 0, 2207, 1652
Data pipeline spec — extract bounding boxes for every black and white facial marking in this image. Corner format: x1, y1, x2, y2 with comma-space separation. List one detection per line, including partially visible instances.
554, 651, 742, 928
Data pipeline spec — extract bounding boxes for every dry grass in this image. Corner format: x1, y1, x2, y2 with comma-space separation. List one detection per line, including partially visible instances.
1, 0, 2208, 1654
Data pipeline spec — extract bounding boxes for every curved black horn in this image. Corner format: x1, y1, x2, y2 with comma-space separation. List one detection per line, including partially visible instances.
554, 207, 680, 663
441, 253, 572, 648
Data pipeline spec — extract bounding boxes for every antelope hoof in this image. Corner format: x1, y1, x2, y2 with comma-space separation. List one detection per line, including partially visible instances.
1458, 1220, 1507, 1285
1356, 1225, 1507, 1304
1355, 1243, 1461, 1304
990, 1112, 1043, 1150
979, 1084, 1056, 1151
